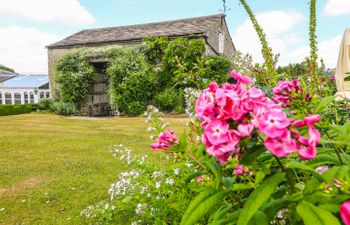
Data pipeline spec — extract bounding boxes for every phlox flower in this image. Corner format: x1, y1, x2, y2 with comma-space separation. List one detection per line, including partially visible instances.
258, 110, 290, 138
151, 129, 178, 151
340, 201, 350, 225
264, 131, 297, 157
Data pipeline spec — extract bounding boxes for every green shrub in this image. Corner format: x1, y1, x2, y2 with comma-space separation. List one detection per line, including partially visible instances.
37, 99, 55, 111
0, 104, 35, 116
51, 101, 76, 116
107, 49, 157, 116
55, 50, 95, 107
126, 101, 145, 117
154, 88, 183, 112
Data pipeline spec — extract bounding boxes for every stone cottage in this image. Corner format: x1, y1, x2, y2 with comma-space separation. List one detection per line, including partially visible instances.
47, 14, 235, 116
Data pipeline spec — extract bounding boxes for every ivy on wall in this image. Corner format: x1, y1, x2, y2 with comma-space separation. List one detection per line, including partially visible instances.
55, 37, 232, 116
55, 50, 95, 107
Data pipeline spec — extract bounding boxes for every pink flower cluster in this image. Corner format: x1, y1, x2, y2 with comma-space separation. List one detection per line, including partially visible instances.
235, 164, 251, 176
273, 79, 302, 107
340, 201, 350, 225
151, 129, 178, 151
195, 70, 321, 163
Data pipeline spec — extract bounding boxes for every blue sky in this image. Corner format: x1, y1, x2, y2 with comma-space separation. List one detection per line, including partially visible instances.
0, 0, 349, 73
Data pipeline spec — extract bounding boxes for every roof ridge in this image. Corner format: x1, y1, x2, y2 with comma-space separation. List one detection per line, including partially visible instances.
81, 13, 224, 32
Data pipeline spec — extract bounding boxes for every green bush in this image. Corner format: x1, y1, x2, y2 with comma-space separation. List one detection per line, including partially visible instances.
126, 101, 145, 117
154, 88, 183, 112
0, 104, 35, 116
37, 99, 55, 111
51, 101, 76, 116
55, 50, 95, 107
107, 49, 157, 116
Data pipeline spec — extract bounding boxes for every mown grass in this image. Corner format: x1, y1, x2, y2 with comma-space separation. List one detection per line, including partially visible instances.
0, 113, 186, 224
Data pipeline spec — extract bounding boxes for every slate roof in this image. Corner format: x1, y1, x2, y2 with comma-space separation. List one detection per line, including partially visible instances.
0, 75, 49, 89
47, 14, 224, 48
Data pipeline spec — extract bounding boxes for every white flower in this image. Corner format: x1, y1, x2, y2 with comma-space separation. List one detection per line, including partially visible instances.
174, 168, 180, 175
152, 171, 163, 179
155, 181, 161, 189
166, 178, 174, 185
135, 203, 147, 215
185, 163, 192, 168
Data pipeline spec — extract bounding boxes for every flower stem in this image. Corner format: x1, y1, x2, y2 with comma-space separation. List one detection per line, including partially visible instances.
274, 156, 295, 193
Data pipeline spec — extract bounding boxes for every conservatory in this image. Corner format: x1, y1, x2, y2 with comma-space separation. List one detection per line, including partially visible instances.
0, 75, 50, 104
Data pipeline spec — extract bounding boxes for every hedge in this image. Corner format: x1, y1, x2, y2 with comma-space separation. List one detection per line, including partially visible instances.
0, 104, 36, 116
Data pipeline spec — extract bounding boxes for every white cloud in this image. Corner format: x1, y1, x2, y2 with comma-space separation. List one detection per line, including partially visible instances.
231, 10, 342, 68
0, 26, 61, 74
324, 0, 350, 16
0, 0, 95, 26
232, 10, 305, 65
318, 35, 342, 68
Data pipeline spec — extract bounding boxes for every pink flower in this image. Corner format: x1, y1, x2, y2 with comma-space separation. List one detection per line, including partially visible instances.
264, 131, 297, 157
204, 119, 229, 145
273, 79, 301, 106
150, 129, 178, 151
304, 114, 320, 126
258, 110, 290, 138
340, 201, 350, 225
230, 70, 252, 84
197, 175, 203, 182
237, 124, 254, 138
308, 126, 320, 146
298, 146, 317, 160
235, 164, 245, 176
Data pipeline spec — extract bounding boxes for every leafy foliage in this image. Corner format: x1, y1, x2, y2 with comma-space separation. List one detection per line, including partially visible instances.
55, 50, 95, 107
106, 48, 157, 115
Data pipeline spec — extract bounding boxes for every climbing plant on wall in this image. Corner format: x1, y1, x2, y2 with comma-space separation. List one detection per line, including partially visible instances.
55, 37, 232, 116
55, 50, 95, 108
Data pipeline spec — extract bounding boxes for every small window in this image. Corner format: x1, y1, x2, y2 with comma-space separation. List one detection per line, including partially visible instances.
40, 92, 45, 99
5, 93, 11, 104
24, 92, 29, 104
46, 92, 50, 99
0, 92, 2, 104
30, 92, 34, 103
14, 92, 21, 104
219, 32, 225, 54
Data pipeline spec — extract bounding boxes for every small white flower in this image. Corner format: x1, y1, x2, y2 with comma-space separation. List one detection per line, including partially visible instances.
174, 168, 180, 175
166, 178, 174, 185
155, 181, 161, 189
185, 163, 192, 168
0, 208, 5, 211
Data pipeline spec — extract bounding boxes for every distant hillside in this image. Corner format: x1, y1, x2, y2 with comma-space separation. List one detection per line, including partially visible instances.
0, 65, 15, 73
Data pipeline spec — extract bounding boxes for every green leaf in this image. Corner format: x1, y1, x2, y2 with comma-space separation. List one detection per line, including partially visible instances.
296, 201, 341, 225
208, 209, 242, 225
204, 158, 222, 190
322, 166, 349, 183
286, 161, 325, 182
180, 188, 228, 225
237, 173, 285, 225
261, 192, 302, 220
208, 204, 232, 223
185, 170, 208, 184
240, 145, 266, 165
344, 75, 350, 82
248, 211, 268, 225
315, 96, 336, 114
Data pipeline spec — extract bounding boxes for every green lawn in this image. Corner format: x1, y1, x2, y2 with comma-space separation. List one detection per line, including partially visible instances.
0, 113, 186, 224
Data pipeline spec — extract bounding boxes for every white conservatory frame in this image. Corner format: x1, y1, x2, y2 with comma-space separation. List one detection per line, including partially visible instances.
0, 88, 50, 105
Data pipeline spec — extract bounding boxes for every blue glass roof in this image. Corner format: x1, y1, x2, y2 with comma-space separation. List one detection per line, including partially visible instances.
0, 75, 49, 88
